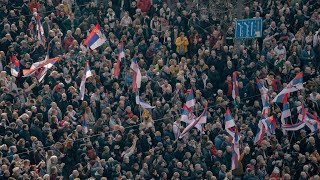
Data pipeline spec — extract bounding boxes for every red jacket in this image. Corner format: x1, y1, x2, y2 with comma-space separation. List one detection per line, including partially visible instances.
29, 2, 39, 12
63, 36, 74, 52
137, 0, 151, 13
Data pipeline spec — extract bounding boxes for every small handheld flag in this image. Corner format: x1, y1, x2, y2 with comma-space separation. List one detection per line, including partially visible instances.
84, 24, 107, 50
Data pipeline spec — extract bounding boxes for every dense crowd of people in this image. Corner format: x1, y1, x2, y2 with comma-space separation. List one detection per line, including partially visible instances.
0, 0, 320, 179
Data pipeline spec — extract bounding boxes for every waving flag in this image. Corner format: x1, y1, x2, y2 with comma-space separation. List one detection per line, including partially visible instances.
79, 61, 92, 100
225, 108, 238, 143
180, 105, 204, 133
81, 114, 88, 134
272, 93, 290, 104
281, 98, 291, 135
135, 91, 155, 109
254, 120, 265, 145
224, 108, 240, 170
232, 71, 239, 101
36, 14, 45, 46
84, 24, 106, 50
185, 89, 195, 108
225, 108, 236, 130
256, 78, 270, 117
179, 106, 207, 138
130, 57, 141, 91
282, 121, 306, 131
297, 105, 320, 132
272, 72, 303, 103
10, 54, 20, 77
114, 41, 125, 77
23, 57, 60, 77
181, 105, 196, 123
36, 44, 53, 82
304, 113, 320, 132
262, 116, 276, 136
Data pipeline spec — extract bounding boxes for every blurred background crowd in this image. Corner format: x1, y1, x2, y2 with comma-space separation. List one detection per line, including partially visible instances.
0, 0, 320, 179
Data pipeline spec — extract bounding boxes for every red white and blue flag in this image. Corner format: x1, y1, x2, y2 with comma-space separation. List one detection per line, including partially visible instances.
185, 89, 195, 109
254, 120, 265, 145
282, 121, 306, 131
225, 108, 236, 130
130, 57, 141, 92
262, 116, 276, 136
304, 113, 320, 132
256, 78, 270, 117
36, 44, 52, 82
36, 14, 45, 46
181, 105, 196, 123
84, 24, 106, 50
23, 57, 60, 77
180, 105, 204, 134
179, 106, 207, 138
79, 61, 92, 100
232, 71, 239, 101
224, 108, 240, 170
272, 72, 304, 103
114, 41, 125, 77
297, 105, 320, 132
10, 54, 20, 77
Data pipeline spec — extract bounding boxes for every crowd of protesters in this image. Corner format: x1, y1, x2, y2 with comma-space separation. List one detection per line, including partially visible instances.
0, 0, 320, 179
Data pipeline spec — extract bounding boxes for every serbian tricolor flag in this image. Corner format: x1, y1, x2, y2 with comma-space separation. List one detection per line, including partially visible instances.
130, 57, 141, 92
23, 57, 60, 77
225, 108, 236, 134
282, 121, 305, 131
84, 24, 107, 50
185, 89, 195, 108
262, 116, 276, 136
84, 24, 106, 50
36, 44, 53, 82
232, 71, 239, 101
10, 54, 20, 77
297, 105, 320, 132
304, 113, 320, 132
36, 13, 45, 46
272, 72, 303, 103
135, 90, 155, 109
81, 114, 88, 134
114, 41, 125, 77
79, 61, 92, 100
181, 105, 196, 123
254, 119, 265, 145
224, 108, 240, 170
256, 78, 270, 118
179, 106, 207, 139
180, 105, 204, 134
